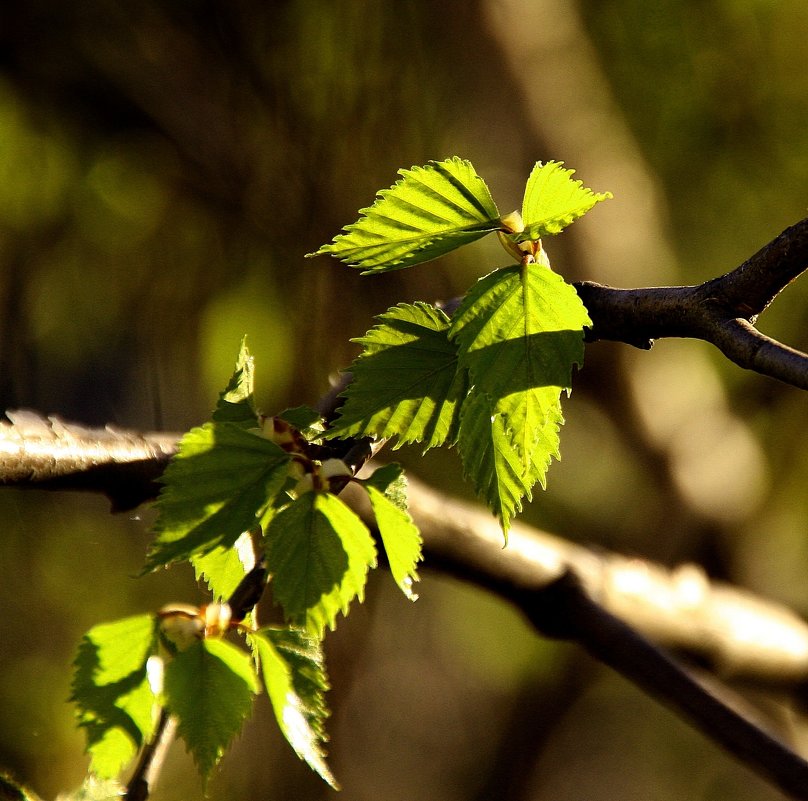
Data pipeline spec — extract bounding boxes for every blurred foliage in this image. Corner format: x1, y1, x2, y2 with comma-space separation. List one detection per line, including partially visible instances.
0, 1, 806, 799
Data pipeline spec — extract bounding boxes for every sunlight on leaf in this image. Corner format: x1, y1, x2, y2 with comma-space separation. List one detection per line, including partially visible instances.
191, 530, 256, 603
266, 492, 377, 637
329, 302, 467, 450
212, 337, 258, 428
456, 389, 559, 534
363, 464, 422, 599
450, 252, 588, 533
250, 628, 338, 789
514, 160, 612, 241
451, 254, 589, 459
71, 615, 159, 779
163, 639, 258, 782
308, 157, 501, 273
147, 422, 290, 570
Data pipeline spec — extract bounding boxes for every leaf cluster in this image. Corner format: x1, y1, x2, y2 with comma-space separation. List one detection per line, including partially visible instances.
315, 159, 608, 530
72, 340, 422, 788
71, 158, 609, 793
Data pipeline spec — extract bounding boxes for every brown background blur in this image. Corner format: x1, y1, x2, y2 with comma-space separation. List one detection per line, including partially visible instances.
1, 1, 807, 799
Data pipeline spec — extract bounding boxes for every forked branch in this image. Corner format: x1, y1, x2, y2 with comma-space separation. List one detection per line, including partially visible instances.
576, 216, 808, 389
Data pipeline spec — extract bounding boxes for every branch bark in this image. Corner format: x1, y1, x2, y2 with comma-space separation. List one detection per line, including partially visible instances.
2, 218, 807, 796
6, 416, 808, 796
576, 217, 808, 389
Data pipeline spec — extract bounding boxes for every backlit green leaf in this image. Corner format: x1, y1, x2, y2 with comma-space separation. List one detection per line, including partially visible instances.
163, 639, 258, 781
329, 302, 467, 450
279, 405, 325, 441
450, 253, 588, 533
212, 338, 259, 428
363, 464, 422, 599
71, 615, 159, 778
250, 628, 337, 788
450, 254, 590, 462
147, 422, 291, 570
266, 492, 377, 637
515, 160, 612, 241
308, 158, 501, 273
457, 390, 560, 534
191, 530, 257, 603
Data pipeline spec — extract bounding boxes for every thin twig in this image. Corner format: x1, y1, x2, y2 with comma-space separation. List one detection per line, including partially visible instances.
124, 709, 176, 801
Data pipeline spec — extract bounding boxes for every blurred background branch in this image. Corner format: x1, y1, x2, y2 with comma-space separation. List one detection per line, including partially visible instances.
1, 1, 807, 799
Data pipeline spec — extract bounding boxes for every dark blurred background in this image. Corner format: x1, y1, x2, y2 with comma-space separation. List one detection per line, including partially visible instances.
0, 1, 807, 799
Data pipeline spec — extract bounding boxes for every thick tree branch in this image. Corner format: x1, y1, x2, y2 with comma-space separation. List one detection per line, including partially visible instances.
389, 473, 808, 688
5, 415, 808, 795
576, 217, 808, 389
6, 412, 808, 688
3, 219, 808, 796
524, 572, 808, 800
0, 410, 177, 511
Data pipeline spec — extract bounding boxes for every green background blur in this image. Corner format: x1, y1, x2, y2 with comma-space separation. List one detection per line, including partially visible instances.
1, 1, 807, 799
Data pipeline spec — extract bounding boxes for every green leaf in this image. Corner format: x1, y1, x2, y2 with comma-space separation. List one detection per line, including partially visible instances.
450, 255, 590, 461
163, 639, 258, 781
514, 160, 612, 241
450, 254, 588, 533
212, 338, 259, 428
250, 628, 337, 788
71, 615, 159, 779
328, 302, 467, 450
191, 530, 257, 603
279, 405, 325, 441
266, 492, 377, 637
147, 422, 291, 570
363, 462, 408, 510
456, 390, 560, 534
308, 158, 501, 273
363, 464, 422, 599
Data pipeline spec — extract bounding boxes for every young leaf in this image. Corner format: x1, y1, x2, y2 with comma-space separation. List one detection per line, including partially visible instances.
328, 302, 467, 450
72, 615, 159, 779
266, 491, 377, 637
456, 390, 560, 534
212, 338, 259, 428
278, 405, 325, 441
513, 160, 612, 242
250, 627, 337, 788
147, 422, 291, 570
450, 255, 590, 462
163, 638, 258, 781
362, 464, 422, 599
308, 157, 501, 274
191, 530, 257, 603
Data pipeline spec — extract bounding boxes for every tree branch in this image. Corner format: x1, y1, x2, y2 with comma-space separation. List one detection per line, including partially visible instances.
6, 414, 808, 795
523, 572, 808, 800
0, 410, 177, 512
389, 472, 808, 689
3, 218, 808, 795
576, 217, 808, 390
